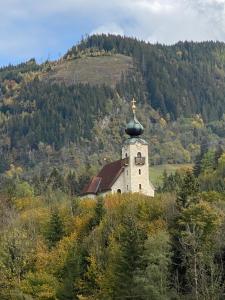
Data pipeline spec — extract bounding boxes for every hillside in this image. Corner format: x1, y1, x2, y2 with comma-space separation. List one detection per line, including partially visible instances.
1, 34, 225, 181
2, 34, 225, 299
2, 168, 225, 299
47, 53, 133, 87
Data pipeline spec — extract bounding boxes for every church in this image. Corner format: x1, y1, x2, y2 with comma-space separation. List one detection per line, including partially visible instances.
81, 99, 155, 198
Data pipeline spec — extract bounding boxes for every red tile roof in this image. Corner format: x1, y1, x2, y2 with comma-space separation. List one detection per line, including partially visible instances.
81, 176, 102, 195
81, 158, 128, 196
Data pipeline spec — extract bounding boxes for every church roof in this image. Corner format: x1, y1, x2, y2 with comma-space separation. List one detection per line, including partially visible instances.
125, 98, 144, 138
81, 176, 102, 195
81, 158, 127, 196
123, 137, 148, 145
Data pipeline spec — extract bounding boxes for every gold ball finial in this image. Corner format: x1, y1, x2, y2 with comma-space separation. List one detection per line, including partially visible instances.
131, 98, 136, 114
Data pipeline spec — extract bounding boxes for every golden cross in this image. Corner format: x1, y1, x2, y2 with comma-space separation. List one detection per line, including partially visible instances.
131, 98, 136, 113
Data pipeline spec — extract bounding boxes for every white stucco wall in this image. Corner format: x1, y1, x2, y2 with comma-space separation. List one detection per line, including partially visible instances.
122, 141, 154, 197
111, 171, 126, 193
80, 194, 96, 199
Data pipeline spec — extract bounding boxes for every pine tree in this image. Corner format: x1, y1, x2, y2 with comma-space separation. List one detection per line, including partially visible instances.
66, 171, 77, 196
47, 168, 65, 191
89, 197, 105, 228
193, 139, 209, 177
45, 210, 65, 248
135, 231, 173, 300
112, 215, 146, 299
214, 144, 223, 169
176, 171, 199, 210
56, 245, 82, 300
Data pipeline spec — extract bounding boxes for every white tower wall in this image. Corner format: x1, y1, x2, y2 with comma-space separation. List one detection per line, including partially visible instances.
122, 141, 154, 197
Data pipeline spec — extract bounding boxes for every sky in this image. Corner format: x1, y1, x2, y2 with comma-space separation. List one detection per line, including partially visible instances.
1, 0, 225, 67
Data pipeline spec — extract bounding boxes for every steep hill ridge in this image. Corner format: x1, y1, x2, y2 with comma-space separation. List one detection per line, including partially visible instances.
47, 54, 133, 87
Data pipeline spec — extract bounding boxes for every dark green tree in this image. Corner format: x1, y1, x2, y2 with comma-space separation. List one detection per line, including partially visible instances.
112, 215, 146, 299
56, 244, 82, 300
176, 171, 199, 210
45, 210, 65, 248
193, 139, 209, 177
47, 168, 65, 191
160, 170, 182, 193
89, 197, 106, 228
214, 144, 224, 169
66, 171, 77, 196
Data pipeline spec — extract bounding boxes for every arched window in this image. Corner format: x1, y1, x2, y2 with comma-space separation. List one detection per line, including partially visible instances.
125, 153, 128, 158
117, 189, 121, 194
137, 152, 142, 158
139, 169, 141, 175
139, 184, 142, 190
135, 152, 145, 165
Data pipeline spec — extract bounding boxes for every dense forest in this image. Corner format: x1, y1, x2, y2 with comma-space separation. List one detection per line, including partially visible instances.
1, 34, 225, 181
2, 34, 225, 299
1, 148, 225, 299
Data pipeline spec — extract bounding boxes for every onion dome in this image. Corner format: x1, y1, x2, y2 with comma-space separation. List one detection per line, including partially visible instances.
125, 98, 144, 137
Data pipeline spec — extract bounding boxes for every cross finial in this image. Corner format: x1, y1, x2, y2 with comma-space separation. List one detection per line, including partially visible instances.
131, 98, 136, 114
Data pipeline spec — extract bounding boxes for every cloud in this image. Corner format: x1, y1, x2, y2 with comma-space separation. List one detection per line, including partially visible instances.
1, 0, 225, 66
91, 23, 124, 36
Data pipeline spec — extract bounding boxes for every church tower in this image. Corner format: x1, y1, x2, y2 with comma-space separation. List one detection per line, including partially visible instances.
80, 98, 154, 198
121, 99, 154, 197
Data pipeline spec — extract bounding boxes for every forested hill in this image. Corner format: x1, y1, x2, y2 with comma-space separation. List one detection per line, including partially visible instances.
1, 34, 225, 179
66, 35, 225, 120
3, 35, 225, 300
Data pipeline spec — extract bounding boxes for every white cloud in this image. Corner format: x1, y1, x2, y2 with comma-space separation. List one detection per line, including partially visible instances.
91, 23, 124, 36
1, 0, 225, 65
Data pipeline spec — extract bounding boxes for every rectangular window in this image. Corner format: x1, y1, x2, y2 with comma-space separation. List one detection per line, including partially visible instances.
139, 169, 141, 175
139, 184, 142, 190
127, 185, 128, 190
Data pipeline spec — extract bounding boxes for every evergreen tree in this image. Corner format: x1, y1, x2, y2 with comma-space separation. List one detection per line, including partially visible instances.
45, 210, 65, 248
214, 144, 224, 169
193, 138, 209, 177
135, 231, 173, 300
89, 197, 105, 228
56, 244, 82, 300
66, 171, 77, 196
161, 170, 182, 193
112, 215, 146, 299
176, 171, 199, 210
47, 168, 65, 191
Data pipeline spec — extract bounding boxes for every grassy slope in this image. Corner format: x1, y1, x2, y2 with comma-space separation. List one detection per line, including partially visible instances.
149, 163, 193, 186
47, 54, 133, 87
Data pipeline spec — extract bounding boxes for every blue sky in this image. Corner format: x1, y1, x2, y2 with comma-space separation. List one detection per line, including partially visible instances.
1, 0, 225, 67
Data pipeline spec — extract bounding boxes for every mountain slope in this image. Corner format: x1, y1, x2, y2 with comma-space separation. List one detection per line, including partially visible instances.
46, 53, 133, 87
70, 35, 225, 121
1, 34, 225, 177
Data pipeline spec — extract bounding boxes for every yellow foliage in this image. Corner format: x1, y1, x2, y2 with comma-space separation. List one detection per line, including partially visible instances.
72, 214, 93, 237
21, 271, 59, 300
20, 207, 50, 230
35, 239, 51, 272
147, 219, 167, 235
104, 193, 125, 210
3, 96, 15, 106
14, 196, 41, 211
191, 115, 204, 128
79, 198, 96, 211
159, 117, 167, 127
5, 164, 23, 177
218, 153, 225, 169
35, 233, 77, 275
